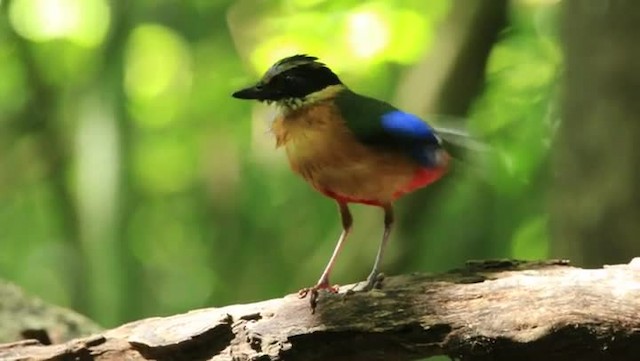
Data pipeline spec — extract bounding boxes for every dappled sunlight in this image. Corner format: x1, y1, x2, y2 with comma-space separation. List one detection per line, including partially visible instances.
9, 0, 110, 47
346, 10, 389, 59
234, 1, 451, 74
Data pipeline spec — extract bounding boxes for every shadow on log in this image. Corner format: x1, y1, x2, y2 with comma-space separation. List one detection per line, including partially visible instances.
2, 259, 640, 361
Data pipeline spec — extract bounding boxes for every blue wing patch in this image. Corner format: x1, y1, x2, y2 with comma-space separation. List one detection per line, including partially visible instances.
380, 110, 442, 167
380, 111, 439, 143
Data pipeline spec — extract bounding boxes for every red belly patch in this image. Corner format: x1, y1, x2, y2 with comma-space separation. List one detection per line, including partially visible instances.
321, 189, 385, 206
320, 165, 448, 206
391, 166, 448, 199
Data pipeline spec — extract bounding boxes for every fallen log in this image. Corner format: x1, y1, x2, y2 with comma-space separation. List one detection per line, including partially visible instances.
2, 259, 640, 361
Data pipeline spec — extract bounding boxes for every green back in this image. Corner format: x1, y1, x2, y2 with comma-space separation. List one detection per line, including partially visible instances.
333, 89, 406, 148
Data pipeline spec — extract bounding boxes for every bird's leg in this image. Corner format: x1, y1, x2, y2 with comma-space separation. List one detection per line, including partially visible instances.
359, 203, 394, 292
299, 202, 352, 310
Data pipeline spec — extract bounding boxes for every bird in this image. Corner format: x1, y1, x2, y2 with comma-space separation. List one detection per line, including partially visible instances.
232, 54, 456, 310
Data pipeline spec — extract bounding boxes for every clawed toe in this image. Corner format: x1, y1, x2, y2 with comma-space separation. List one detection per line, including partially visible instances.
298, 283, 340, 313
349, 272, 385, 293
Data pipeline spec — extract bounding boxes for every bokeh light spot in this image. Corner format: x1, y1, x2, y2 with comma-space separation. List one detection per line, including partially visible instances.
9, 0, 110, 47
125, 24, 193, 128
347, 10, 389, 59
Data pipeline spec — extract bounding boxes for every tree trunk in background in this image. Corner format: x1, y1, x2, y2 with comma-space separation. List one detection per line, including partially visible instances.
393, 0, 507, 119
394, 0, 508, 271
552, 1, 640, 266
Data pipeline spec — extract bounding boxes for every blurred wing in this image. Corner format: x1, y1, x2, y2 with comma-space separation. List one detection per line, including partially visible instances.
434, 125, 489, 159
426, 115, 496, 183
427, 115, 490, 159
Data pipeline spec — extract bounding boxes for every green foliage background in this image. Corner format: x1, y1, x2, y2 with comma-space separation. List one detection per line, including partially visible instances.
0, 0, 559, 328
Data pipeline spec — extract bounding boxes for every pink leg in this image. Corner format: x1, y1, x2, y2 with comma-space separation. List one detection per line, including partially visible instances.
299, 202, 352, 311
361, 203, 393, 291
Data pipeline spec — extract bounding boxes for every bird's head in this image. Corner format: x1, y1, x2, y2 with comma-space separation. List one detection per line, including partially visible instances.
232, 54, 343, 109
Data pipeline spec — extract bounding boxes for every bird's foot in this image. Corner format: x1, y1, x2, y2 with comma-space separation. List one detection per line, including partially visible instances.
298, 282, 340, 313
347, 272, 385, 294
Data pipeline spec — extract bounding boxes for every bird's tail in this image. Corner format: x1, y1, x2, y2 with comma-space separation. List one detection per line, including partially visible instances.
430, 117, 497, 183
434, 125, 489, 160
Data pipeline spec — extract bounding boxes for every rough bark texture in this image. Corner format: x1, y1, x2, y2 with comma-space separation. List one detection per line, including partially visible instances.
552, 0, 640, 266
0, 280, 102, 345
2, 259, 640, 361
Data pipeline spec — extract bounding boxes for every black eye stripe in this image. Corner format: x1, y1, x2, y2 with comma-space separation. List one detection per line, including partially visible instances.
257, 64, 342, 101
268, 73, 292, 87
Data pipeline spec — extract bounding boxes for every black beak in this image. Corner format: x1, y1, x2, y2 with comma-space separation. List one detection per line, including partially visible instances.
232, 84, 264, 100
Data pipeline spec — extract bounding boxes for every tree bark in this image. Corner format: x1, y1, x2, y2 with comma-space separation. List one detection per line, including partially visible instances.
2, 259, 640, 361
0, 279, 101, 345
552, 0, 640, 266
